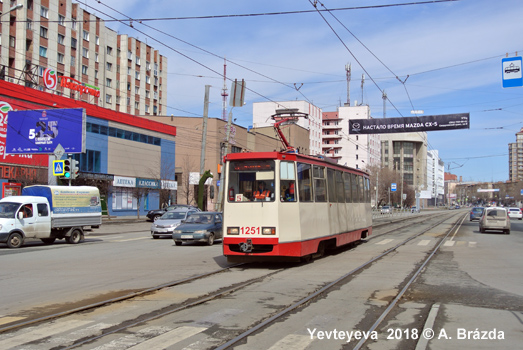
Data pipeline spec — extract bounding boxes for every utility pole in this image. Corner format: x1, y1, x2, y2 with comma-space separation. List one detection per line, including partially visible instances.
360, 73, 365, 106
216, 110, 233, 212
200, 85, 210, 176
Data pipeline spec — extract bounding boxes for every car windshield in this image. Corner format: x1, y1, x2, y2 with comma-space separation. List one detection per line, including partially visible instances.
185, 214, 213, 224
161, 211, 187, 220
472, 208, 483, 213
0, 202, 21, 218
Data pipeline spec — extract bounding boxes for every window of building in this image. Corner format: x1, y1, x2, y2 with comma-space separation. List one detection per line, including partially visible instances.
127, 82, 131, 91
127, 50, 132, 60
116, 95, 120, 104
58, 34, 64, 45
112, 187, 137, 211
82, 47, 89, 58
106, 78, 111, 88
9, 36, 15, 47
82, 65, 88, 74
26, 19, 32, 30
135, 71, 140, 80
57, 53, 64, 63
135, 56, 140, 65
71, 38, 77, 49
71, 18, 77, 30
145, 105, 149, 113
39, 26, 48, 38
71, 56, 75, 66
127, 97, 130, 106
145, 75, 150, 84
134, 101, 139, 109
145, 90, 150, 99
134, 86, 139, 94
106, 62, 112, 71
154, 77, 158, 85
107, 46, 112, 56
146, 61, 151, 71
96, 36, 99, 45
106, 94, 112, 104
39, 46, 47, 58
82, 30, 89, 41
95, 53, 99, 62
40, 6, 48, 18
94, 70, 98, 79
127, 67, 131, 75
38, 66, 45, 77
58, 14, 65, 26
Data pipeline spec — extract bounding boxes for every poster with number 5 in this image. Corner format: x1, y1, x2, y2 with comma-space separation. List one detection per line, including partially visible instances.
6, 108, 86, 154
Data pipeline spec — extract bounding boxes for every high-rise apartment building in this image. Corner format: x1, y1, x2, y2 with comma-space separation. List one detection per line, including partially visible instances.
0, 0, 166, 116
509, 128, 523, 182
322, 105, 380, 170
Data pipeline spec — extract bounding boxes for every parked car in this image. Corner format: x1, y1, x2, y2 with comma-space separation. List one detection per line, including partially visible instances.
469, 207, 484, 221
146, 204, 199, 221
507, 207, 523, 220
150, 208, 199, 239
380, 205, 391, 214
172, 212, 223, 246
479, 207, 510, 234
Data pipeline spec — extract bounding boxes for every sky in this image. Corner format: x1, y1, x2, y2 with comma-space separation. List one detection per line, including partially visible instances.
81, 0, 523, 183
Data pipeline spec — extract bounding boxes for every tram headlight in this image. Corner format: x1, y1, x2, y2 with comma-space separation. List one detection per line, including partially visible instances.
262, 227, 276, 235
227, 227, 239, 235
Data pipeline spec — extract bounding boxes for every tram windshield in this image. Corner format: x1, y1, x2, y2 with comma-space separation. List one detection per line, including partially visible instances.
228, 160, 275, 202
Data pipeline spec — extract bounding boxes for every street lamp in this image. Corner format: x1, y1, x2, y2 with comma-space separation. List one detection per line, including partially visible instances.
1, 3, 23, 18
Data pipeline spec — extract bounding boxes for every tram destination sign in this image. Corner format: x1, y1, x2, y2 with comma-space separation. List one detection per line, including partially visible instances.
349, 113, 469, 135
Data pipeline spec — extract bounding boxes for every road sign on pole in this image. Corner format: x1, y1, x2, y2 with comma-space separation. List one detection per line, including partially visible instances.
53, 160, 65, 176
502, 56, 523, 88
391, 183, 397, 192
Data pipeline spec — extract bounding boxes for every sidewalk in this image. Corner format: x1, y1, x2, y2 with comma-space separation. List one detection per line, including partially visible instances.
102, 215, 147, 224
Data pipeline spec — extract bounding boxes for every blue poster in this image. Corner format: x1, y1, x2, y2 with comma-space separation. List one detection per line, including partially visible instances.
6, 108, 85, 154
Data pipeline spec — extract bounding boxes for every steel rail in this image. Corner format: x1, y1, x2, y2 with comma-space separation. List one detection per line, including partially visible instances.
215, 211, 463, 350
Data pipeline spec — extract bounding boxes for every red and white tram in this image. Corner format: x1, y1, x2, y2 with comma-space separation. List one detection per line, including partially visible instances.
222, 151, 372, 262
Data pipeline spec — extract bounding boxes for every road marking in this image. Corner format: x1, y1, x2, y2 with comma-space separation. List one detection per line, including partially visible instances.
376, 239, 394, 245
443, 240, 455, 247
418, 240, 431, 246
112, 237, 150, 242
127, 326, 207, 350
0, 319, 91, 348
469, 241, 477, 248
267, 334, 314, 350
0, 316, 25, 326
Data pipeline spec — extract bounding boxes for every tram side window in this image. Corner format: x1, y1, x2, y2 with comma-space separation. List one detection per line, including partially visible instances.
343, 172, 352, 203
327, 168, 336, 202
280, 161, 296, 202
365, 178, 371, 203
359, 176, 365, 203
351, 174, 360, 203
314, 165, 327, 202
297, 163, 312, 202
336, 171, 345, 203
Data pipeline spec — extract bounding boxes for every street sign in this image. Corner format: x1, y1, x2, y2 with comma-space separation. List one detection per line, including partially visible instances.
502, 56, 523, 88
53, 160, 65, 176
53, 144, 65, 160
391, 183, 397, 192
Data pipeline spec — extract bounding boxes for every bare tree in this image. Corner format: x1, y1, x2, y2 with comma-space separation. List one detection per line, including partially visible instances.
178, 154, 198, 206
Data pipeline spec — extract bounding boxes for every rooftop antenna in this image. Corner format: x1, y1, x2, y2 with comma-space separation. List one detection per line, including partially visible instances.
345, 63, 351, 106
221, 58, 228, 121
382, 90, 387, 118
360, 73, 365, 106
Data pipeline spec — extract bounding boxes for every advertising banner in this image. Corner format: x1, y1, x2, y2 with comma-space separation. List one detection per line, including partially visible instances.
6, 108, 86, 154
0, 101, 48, 165
349, 113, 469, 134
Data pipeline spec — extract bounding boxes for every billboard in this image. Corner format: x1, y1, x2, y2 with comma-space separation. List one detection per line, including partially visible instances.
349, 113, 469, 134
6, 108, 86, 154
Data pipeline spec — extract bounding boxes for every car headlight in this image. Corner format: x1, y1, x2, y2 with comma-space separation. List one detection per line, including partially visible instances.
170, 223, 180, 229
173, 230, 182, 234
194, 230, 208, 234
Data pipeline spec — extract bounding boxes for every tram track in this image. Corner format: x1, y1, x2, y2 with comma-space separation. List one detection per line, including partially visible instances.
0, 211, 466, 349
214, 211, 466, 349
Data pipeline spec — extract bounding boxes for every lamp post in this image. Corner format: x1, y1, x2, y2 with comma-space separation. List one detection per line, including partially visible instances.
1, 3, 23, 17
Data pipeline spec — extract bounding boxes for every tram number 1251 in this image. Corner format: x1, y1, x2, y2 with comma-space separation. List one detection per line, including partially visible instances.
241, 227, 261, 235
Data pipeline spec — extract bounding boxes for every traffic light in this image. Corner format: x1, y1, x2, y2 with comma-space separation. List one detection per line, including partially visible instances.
62, 158, 72, 179
70, 159, 79, 179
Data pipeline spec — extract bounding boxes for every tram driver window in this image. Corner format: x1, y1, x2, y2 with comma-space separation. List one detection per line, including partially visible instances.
228, 160, 275, 202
